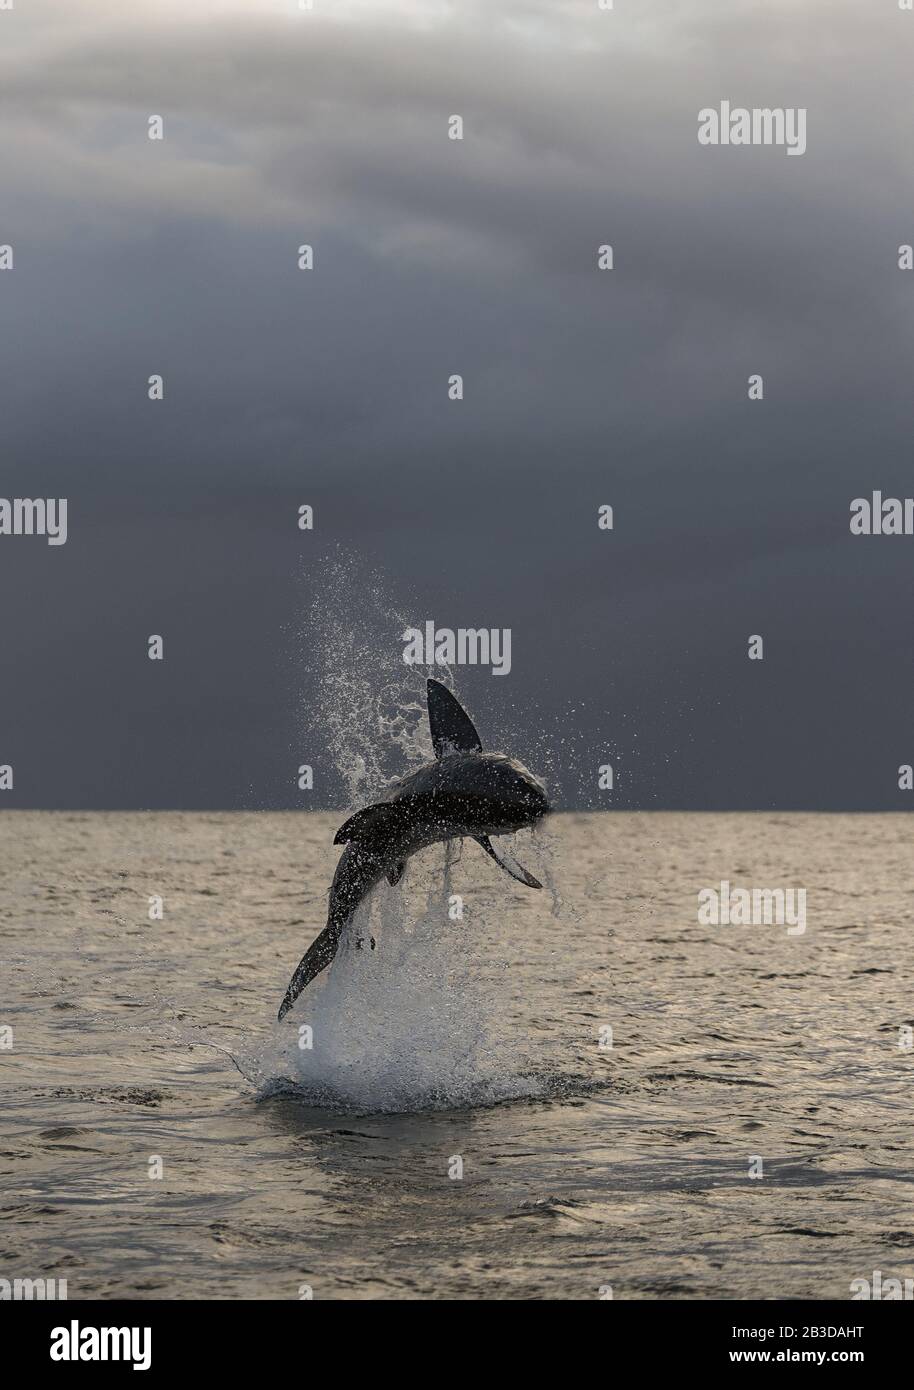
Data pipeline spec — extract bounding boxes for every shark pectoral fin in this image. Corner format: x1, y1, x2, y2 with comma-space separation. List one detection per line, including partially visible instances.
277, 922, 342, 1020
474, 834, 542, 890
387, 861, 406, 886
427, 679, 483, 759
333, 799, 415, 845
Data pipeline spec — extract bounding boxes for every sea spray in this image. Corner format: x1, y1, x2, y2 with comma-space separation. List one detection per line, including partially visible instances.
299, 553, 444, 805
262, 552, 564, 1111
273, 842, 544, 1111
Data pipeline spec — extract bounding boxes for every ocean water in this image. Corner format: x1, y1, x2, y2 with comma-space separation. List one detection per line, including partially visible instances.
1, 809, 912, 1301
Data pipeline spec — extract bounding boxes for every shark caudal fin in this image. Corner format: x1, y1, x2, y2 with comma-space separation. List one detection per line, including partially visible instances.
277, 922, 343, 1020
426, 678, 483, 758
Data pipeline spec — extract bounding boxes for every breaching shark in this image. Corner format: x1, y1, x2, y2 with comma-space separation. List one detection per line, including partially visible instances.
277, 678, 550, 1020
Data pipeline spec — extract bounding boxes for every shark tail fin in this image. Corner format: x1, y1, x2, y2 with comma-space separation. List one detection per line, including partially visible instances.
277, 922, 342, 1020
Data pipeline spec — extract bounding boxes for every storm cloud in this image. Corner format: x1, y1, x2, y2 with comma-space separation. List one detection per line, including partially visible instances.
1, 0, 912, 809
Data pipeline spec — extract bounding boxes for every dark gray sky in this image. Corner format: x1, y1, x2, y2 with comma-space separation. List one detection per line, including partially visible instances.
1, 0, 913, 810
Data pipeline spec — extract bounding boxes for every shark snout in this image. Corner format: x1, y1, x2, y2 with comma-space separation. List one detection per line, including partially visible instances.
511, 770, 550, 825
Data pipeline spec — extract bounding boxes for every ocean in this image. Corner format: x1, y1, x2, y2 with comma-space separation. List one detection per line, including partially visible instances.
2, 809, 911, 1300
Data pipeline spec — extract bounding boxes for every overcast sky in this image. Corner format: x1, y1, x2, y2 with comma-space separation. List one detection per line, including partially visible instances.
1, 0, 913, 810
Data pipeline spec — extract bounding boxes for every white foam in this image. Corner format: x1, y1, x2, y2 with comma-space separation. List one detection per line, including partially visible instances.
264, 843, 543, 1111
263, 556, 559, 1112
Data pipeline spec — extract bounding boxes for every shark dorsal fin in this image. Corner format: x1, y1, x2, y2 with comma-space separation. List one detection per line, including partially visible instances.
426, 679, 482, 759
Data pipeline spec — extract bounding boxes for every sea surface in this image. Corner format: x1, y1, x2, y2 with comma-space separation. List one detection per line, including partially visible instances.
1, 810, 912, 1300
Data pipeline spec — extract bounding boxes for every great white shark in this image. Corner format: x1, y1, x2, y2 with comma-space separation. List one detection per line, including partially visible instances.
277, 678, 550, 1020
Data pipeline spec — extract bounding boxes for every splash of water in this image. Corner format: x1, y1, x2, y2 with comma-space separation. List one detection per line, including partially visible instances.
266, 846, 543, 1111
299, 553, 440, 804
260, 552, 566, 1112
